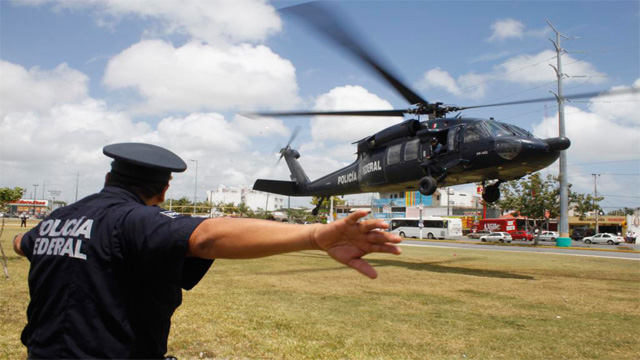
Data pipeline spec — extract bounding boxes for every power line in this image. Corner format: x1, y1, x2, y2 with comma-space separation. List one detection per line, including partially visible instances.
569, 159, 640, 166
599, 194, 640, 199
572, 173, 640, 176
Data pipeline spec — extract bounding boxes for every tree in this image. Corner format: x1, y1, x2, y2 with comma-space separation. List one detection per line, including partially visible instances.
0, 187, 25, 212
284, 208, 311, 223
494, 173, 609, 244
161, 197, 192, 212
572, 193, 604, 219
236, 202, 251, 218
311, 196, 346, 216
608, 207, 636, 216
495, 173, 554, 221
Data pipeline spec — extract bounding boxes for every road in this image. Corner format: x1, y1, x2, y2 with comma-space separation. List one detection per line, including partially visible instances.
400, 237, 640, 261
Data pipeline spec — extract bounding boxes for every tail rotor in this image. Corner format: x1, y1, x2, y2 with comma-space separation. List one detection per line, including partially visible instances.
277, 125, 301, 166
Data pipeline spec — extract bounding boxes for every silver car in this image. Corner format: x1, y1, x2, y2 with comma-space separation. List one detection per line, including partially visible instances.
582, 233, 624, 245
537, 231, 559, 241
468, 230, 490, 239
480, 232, 513, 243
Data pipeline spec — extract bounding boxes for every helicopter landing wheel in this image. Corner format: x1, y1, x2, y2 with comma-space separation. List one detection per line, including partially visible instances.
419, 176, 438, 196
482, 185, 500, 203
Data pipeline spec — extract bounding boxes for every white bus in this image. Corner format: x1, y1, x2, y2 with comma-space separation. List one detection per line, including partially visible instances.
389, 217, 463, 239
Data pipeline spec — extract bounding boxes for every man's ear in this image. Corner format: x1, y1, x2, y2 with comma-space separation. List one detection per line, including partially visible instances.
158, 184, 170, 203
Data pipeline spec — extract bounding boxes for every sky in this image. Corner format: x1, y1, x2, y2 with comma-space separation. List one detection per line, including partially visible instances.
1, 0, 639, 212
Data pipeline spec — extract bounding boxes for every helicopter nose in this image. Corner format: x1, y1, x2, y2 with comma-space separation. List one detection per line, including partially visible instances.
544, 137, 571, 151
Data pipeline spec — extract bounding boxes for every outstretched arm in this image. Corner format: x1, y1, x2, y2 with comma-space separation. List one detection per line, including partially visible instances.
187, 210, 402, 279
13, 233, 25, 257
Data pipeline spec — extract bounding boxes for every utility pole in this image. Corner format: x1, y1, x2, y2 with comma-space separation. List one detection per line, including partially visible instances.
75, 172, 80, 203
592, 174, 600, 233
547, 19, 571, 247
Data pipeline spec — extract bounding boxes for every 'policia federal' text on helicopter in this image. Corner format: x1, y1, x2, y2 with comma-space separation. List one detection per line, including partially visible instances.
250, 3, 631, 214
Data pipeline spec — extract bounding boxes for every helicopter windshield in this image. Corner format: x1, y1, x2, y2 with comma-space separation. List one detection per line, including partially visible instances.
503, 123, 535, 138
483, 121, 512, 138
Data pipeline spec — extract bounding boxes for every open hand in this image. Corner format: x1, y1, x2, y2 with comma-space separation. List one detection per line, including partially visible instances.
312, 210, 403, 279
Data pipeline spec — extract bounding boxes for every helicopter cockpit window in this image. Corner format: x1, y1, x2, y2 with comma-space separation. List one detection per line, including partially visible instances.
387, 144, 402, 165
403, 139, 420, 161
483, 121, 512, 138
505, 124, 534, 138
464, 123, 490, 143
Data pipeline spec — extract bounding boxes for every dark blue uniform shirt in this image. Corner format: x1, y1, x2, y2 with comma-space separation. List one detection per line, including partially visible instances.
20, 186, 213, 359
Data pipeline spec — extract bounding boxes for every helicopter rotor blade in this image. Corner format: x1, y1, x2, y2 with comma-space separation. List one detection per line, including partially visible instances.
459, 87, 639, 111
248, 109, 407, 118
285, 125, 302, 148
282, 2, 428, 106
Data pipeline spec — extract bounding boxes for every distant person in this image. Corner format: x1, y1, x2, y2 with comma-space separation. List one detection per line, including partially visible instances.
20, 213, 27, 227
13, 142, 403, 359
632, 231, 637, 244
429, 137, 443, 157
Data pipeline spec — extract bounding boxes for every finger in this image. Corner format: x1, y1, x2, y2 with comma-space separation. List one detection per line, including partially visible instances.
344, 210, 371, 225
358, 219, 389, 232
366, 231, 403, 244
347, 258, 378, 279
370, 243, 402, 255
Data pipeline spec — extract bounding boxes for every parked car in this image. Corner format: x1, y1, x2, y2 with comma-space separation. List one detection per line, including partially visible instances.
537, 231, 559, 241
509, 230, 534, 241
468, 230, 490, 239
582, 233, 624, 245
480, 232, 513, 243
571, 227, 595, 240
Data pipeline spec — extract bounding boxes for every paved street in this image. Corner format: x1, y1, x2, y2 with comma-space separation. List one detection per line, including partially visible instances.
401, 237, 640, 261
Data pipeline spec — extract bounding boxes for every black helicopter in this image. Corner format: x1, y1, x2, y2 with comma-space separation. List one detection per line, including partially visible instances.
250, 3, 626, 213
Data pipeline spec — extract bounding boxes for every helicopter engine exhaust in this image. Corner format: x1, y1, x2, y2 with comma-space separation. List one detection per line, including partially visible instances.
368, 120, 420, 147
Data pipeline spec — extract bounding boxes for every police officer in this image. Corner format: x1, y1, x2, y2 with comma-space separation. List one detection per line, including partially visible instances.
429, 137, 443, 157
13, 142, 402, 359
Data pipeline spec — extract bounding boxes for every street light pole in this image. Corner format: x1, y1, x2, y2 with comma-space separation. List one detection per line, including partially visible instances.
32, 184, 39, 217
189, 159, 198, 215
592, 174, 600, 233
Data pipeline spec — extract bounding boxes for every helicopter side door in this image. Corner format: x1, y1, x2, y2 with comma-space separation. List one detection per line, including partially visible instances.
429, 126, 461, 165
384, 139, 424, 183
459, 122, 493, 167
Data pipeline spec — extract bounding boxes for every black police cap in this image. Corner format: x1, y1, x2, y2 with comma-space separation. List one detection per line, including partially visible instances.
103, 143, 187, 182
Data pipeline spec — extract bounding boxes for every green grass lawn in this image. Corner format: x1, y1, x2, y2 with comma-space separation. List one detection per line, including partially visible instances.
1, 224, 639, 359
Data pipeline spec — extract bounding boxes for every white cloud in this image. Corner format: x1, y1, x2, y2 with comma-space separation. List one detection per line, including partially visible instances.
0, 98, 152, 200
587, 79, 640, 127
487, 18, 549, 43
496, 50, 605, 85
103, 40, 300, 114
417, 68, 489, 99
231, 114, 290, 138
36, 0, 281, 45
309, 85, 403, 144
418, 68, 461, 96
531, 80, 640, 164
0, 61, 89, 118
488, 18, 525, 42
0, 60, 296, 203
418, 50, 606, 99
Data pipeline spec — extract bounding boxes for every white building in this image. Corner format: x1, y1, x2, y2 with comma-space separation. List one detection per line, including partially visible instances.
438, 188, 477, 208
206, 185, 286, 212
